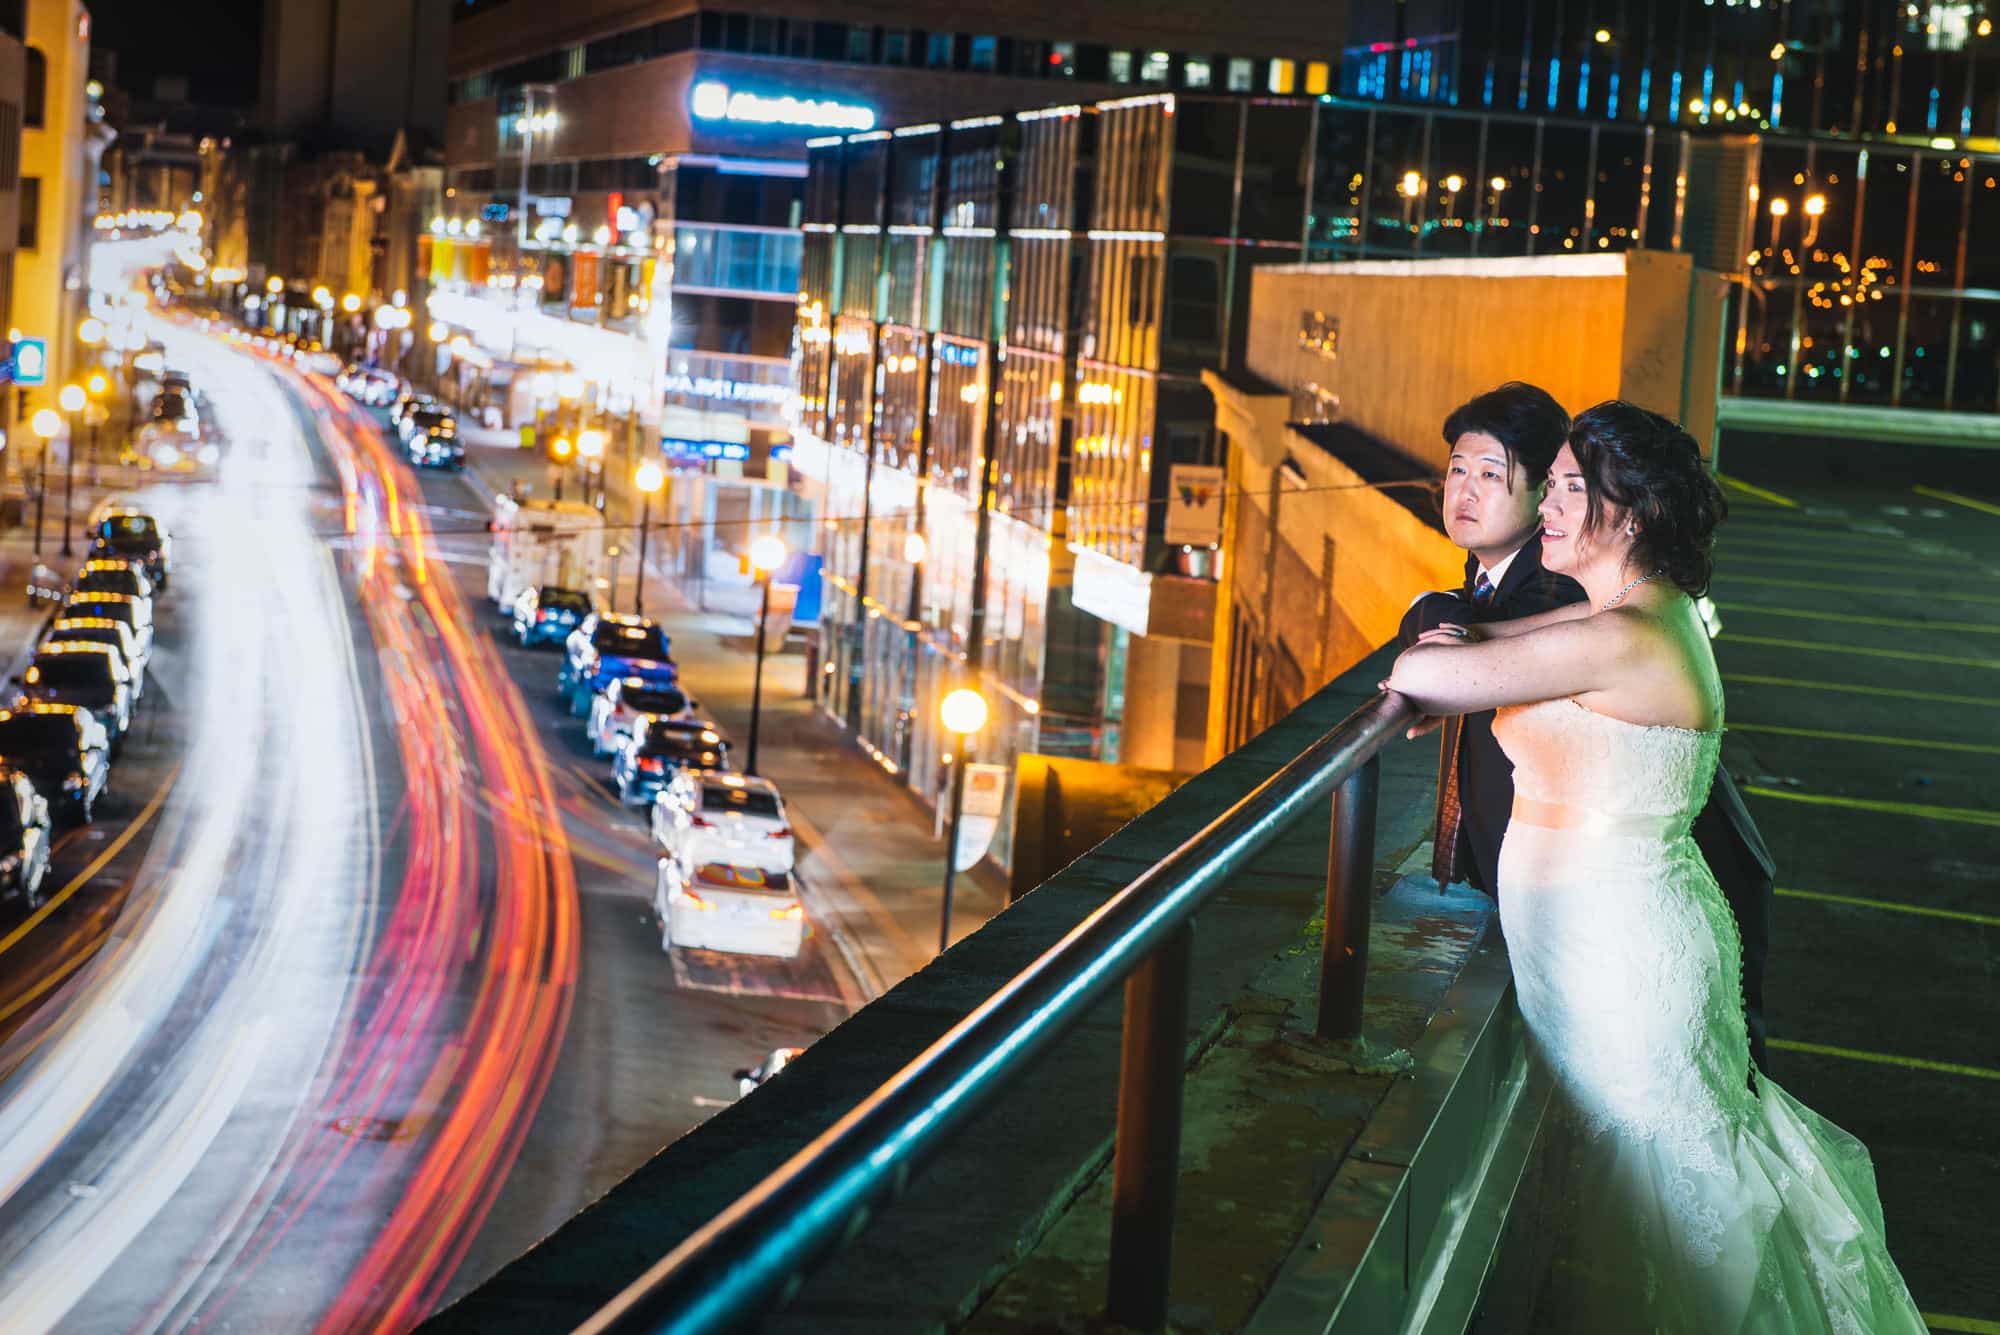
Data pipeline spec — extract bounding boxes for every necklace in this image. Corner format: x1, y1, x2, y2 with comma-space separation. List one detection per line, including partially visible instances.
1602, 570, 1661, 611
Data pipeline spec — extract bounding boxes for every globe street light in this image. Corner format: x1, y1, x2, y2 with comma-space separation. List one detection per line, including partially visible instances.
938, 686, 989, 952
633, 459, 665, 615
57, 384, 84, 555
745, 534, 788, 775
578, 427, 606, 508
29, 407, 61, 557
548, 433, 573, 502
86, 372, 108, 485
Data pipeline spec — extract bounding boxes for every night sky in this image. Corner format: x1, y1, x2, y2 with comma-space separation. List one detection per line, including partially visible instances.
87, 0, 262, 107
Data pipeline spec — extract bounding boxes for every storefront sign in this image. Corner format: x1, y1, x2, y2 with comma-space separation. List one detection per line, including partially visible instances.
1163, 464, 1226, 547
532, 195, 572, 218
952, 763, 1011, 871
1069, 544, 1154, 637
663, 436, 750, 462
9, 337, 47, 386
661, 371, 791, 406
480, 202, 512, 223
689, 81, 877, 132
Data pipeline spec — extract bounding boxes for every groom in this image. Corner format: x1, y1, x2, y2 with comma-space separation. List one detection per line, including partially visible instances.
1398, 382, 1778, 1072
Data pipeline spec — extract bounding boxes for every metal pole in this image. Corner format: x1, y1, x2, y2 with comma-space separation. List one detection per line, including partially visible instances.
89, 417, 99, 486
1316, 756, 1381, 1040
1107, 919, 1193, 1329
32, 434, 47, 558
60, 425, 74, 556
747, 574, 771, 774
635, 489, 651, 616
939, 739, 971, 953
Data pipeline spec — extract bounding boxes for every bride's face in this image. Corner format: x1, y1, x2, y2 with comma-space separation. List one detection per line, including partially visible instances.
1537, 443, 1631, 578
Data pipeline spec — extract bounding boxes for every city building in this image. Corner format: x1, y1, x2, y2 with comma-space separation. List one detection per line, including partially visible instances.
260, 0, 450, 152
17, 0, 110, 393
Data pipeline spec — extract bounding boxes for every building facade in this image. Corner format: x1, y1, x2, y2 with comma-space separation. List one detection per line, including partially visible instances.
260, 0, 451, 153
17, 0, 107, 393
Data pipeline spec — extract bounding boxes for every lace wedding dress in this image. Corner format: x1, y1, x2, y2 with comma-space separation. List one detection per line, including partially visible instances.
1491, 697, 1926, 1333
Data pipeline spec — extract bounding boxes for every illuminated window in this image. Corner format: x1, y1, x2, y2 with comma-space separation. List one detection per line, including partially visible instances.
1109, 50, 1133, 82
1226, 58, 1254, 92
970, 35, 997, 70
1141, 50, 1171, 83
846, 26, 873, 61
1305, 61, 1330, 95
1184, 57, 1212, 88
925, 32, 954, 67
1050, 41, 1076, 77
1268, 58, 1296, 94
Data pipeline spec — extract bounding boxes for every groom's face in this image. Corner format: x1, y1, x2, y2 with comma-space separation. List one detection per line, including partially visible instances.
1443, 431, 1544, 559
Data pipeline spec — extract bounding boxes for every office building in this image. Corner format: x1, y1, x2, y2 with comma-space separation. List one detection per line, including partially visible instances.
260, 0, 451, 152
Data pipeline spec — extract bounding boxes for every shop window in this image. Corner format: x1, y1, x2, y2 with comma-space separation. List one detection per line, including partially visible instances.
1141, 50, 1171, 83
1109, 50, 1134, 82
1227, 57, 1254, 92
969, 35, 997, 71
1184, 57, 1212, 89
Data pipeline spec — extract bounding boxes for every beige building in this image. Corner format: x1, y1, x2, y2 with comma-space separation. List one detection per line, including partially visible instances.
1205, 251, 1727, 762
17, 0, 109, 395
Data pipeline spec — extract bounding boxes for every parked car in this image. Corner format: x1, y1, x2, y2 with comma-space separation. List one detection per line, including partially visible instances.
64, 594, 154, 663
87, 510, 172, 589
559, 612, 675, 716
400, 406, 463, 469
74, 558, 156, 603
338, 364, 400, 406
652, 770, 794, 874
45, 617, 147, 698
0, 704, 110, 823
654, 859, 806, 958
510, 584, 593, 648
389, 388, 435, 429
17, 643, 133, 743
733, 1046, 806, 1098
587, 676, 695, 757
611, 719, 727, 807
0, 767, 52, 907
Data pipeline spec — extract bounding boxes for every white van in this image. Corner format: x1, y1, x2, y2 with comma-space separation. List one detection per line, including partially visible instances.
487, 495, 606, 609
653, 859, 806, 959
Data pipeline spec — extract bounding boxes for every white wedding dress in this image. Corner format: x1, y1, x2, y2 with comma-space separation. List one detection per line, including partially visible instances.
1490, 697, 1926, 1333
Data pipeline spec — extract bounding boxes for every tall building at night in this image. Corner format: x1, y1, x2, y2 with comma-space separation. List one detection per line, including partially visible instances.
16, 0, 109, 395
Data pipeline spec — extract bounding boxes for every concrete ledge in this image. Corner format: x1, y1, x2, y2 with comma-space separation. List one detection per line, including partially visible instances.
420, 645, 1485, 1333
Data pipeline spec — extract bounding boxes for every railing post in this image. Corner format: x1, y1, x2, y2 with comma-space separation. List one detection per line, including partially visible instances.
1106, 919, 1194, 1330
1317, 754, 1380, 1040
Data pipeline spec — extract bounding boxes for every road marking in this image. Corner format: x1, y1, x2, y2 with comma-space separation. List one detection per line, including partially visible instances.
0, 762, 181, 960
1743, 785, 2000, 828
1730, 722, 2000, 754
1722, 672, 2000, 707
1716, 474, 1798, 508
1719, 632, 1999, 669
1717, 604, 2000, 635
1913, 483, 2000, 518
1924, 1312, 2000, 1334
1776, 886, 2000, 929
1716, 574, 2000, 605
1769, 1037, 2000, 1083
1717, 553, 1995, 578
0, 935, 100, 1022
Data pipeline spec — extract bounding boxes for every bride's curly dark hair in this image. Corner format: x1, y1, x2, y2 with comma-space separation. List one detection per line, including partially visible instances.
1567, 401, 1728, 597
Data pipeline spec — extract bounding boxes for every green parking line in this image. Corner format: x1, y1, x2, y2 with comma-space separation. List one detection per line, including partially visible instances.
1717, 605, 2000, 635
1719, 633, 1999, 669
1777, 887, 2000, 929
1924, 1312, 2000, 1334
1730, 723, 2000, 755
1721, 673, 2000, 707
1743, 786, 2000, 828
1770, 1037, 2000, 1082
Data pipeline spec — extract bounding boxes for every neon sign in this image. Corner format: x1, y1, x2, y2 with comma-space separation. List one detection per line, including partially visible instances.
690, 81, 876, 132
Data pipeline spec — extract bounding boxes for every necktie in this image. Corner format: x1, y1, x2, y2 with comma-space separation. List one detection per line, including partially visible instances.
1473, 570, 1495, 606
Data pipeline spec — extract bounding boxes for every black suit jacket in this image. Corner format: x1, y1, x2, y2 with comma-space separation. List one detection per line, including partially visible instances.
1397, 542, 1778, 1072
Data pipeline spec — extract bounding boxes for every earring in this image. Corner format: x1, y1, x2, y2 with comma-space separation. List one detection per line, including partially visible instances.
1625, 523, 1636, 535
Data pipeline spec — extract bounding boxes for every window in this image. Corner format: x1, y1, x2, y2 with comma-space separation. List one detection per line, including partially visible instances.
846, 26, 873, 61
1050, 41, 1076, 77
882, 26, 910, 64
1183, 57, 1212, 88
1268, 58, 1295, 93
723, 13, 748, 50
18, 175, 37, 250
561, 44, 584, 78
1304, 60, 1329, 95
1126, 253, 1157, 325
749, 16, 780, 54
1168, 255, 1220, 344
786, 20, 811, 57
23, 45, 43, 128
926, 31, 954, 67
1141, 50, 1171, 83
1109, 50, 1134, 82
1226, 57, 1254, 92
969, 35, 996, 71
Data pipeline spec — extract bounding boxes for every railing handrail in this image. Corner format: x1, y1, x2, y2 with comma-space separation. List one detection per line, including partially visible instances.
576, 689, 1417, 1335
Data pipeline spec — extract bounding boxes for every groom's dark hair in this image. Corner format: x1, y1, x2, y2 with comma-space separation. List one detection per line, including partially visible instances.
1441, 382, 1570, 490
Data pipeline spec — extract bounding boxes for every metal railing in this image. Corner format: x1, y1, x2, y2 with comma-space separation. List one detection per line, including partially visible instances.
575, 689, 1416, 1335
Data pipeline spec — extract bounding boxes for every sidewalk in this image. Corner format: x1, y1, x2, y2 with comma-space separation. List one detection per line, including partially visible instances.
458, 432, 1009, 997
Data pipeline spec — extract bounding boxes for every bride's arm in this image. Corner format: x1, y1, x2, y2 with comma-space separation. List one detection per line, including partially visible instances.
1384, 613, 1640, 716
1457, 599, 1593, 641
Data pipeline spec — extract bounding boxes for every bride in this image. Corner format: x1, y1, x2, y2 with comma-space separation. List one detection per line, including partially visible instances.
1384, 401, 1924, 1332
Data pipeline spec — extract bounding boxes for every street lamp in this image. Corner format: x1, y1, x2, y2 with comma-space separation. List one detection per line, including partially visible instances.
745, 533, 787, 775
633, 459, 664, 615
938, 686, 990, 952
77, 316, 105, 348
578, 427, 606, 508
56, 384, 84, 555
86, 372, 107, 485
1802, 192, 1826, 247
29, 407, 61, 557
548, 434, 573, 501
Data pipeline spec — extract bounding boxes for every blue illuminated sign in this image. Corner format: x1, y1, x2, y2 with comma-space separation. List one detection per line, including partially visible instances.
689, 81, 876, 133
663, 436, 751, 462
11, 337, 47, 386
479, 202, 512, 223
937, 341, 981, 368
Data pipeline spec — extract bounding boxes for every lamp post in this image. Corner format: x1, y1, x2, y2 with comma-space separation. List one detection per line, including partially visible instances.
745, 533, 787, 775
578, 427, 606, 509
30, 408, 60, 558
57, 384, 83, 555
548, 433, 572, 501
85, 371, 107, 484
937, 686, 989, 953
633, 459, 664, 615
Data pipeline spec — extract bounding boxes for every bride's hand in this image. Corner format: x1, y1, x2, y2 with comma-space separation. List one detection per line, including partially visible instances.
1417, 622, 1483, 646
1404, 714, 1444, 740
